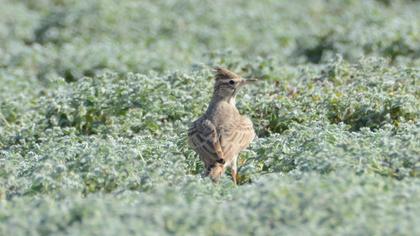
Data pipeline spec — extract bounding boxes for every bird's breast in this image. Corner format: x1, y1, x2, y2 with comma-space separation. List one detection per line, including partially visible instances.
208, 103, 239, 127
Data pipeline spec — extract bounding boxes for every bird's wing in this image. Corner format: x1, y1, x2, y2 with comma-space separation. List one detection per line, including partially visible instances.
220, 117, 255, 158
188, 118, 224, 162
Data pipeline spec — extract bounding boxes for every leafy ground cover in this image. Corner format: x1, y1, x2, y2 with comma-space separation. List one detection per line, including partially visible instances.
0, 0, 419, 235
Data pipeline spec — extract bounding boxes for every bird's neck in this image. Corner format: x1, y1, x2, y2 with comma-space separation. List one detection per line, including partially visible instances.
205, 94, 237, 117
210, 94, 236, 106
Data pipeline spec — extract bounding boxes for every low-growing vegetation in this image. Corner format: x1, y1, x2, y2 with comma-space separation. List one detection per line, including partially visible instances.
0, 0, 419, 235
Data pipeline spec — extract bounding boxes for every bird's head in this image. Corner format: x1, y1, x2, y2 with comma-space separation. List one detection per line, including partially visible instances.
212, 67, 256, 100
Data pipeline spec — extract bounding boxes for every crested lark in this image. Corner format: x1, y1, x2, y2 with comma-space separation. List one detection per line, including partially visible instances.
188, 67, 256, 184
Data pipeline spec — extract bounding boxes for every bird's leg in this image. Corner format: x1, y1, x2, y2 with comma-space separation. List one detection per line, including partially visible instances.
231, 169, 237, 185
202, 164, 211, 177
231, 155, 238, 185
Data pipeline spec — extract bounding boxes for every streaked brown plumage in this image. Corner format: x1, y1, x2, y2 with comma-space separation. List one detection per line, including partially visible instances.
188, 67, 256, 184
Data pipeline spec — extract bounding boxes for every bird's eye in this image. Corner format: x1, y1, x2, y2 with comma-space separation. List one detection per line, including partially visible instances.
229, 80, 235, 85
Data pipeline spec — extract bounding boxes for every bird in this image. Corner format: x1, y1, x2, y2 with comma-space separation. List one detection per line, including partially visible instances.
188, 67, 256, 184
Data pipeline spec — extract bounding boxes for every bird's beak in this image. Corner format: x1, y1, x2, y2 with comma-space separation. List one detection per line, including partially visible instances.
239, 79, 258, 86
233, 79, 257, 96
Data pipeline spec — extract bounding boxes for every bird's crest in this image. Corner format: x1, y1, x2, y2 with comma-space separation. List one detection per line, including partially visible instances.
213, 67, 239, 80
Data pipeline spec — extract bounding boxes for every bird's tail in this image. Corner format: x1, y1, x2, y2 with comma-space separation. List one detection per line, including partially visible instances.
209, 163, 225, 183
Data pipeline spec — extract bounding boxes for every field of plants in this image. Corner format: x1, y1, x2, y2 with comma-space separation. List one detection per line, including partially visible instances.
1, 0, 419, 235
